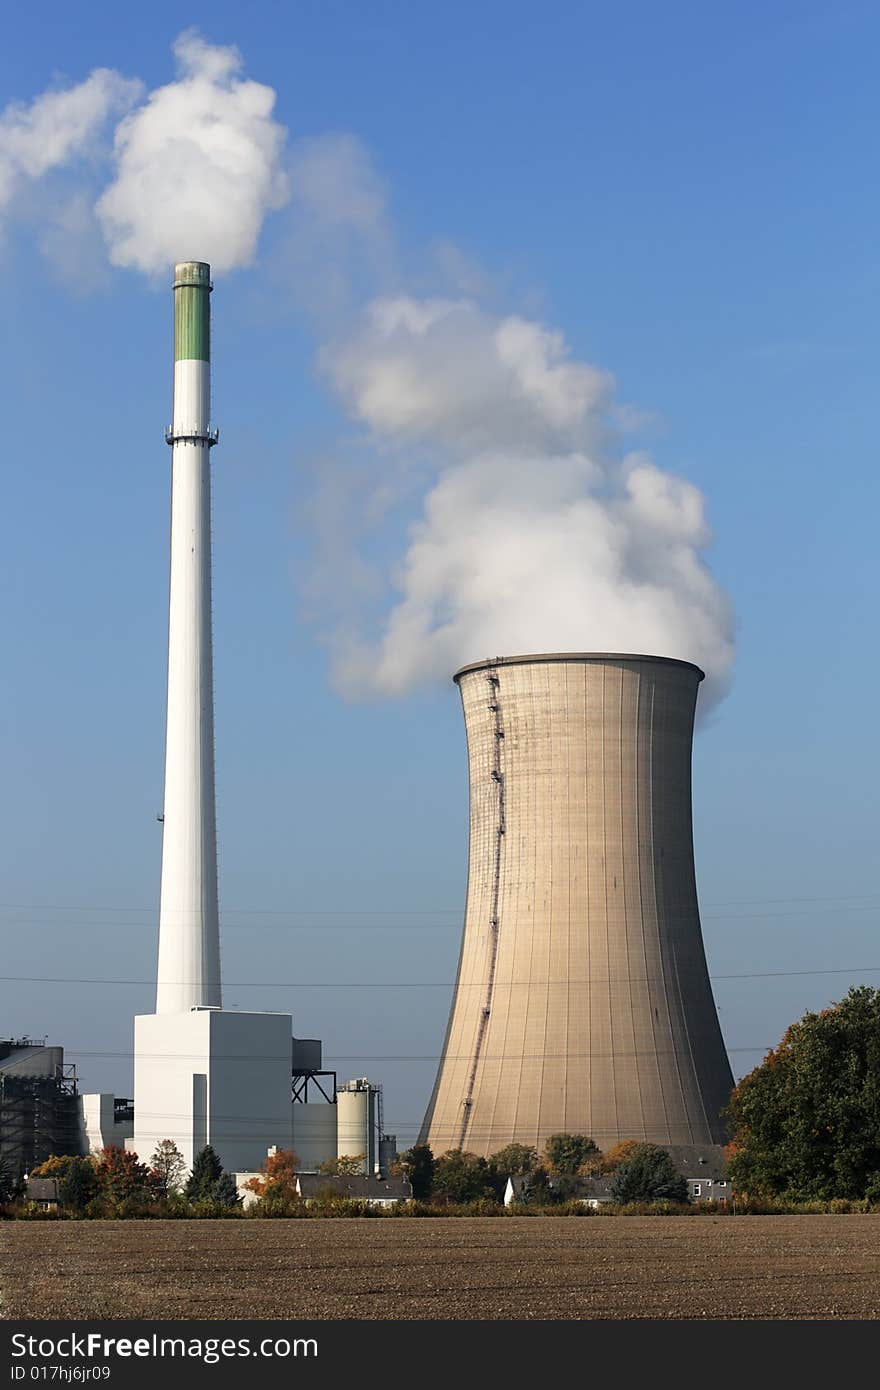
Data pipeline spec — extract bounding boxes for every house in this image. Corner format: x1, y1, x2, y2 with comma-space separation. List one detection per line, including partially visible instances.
233, 1172, 262, 1209
25, 1177, 60, 1210
664, 1144, 730, 1203
503, 1175, 531, 1206
295, 1174, 412, 1207
503, 1174, 614, 1207
577, 1177, 614, 1207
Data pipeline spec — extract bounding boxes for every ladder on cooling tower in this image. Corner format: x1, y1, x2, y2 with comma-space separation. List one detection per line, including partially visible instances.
457, 665, 506, 1149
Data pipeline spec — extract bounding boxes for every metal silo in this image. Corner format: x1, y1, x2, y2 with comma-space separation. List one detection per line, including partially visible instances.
420, 653, 734, 1158
336, 1078, 379, 1174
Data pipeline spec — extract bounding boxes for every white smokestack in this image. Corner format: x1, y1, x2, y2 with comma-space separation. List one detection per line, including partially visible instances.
155, 261, 221, 1014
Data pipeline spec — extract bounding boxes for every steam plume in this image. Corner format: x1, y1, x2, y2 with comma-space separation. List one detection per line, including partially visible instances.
0, 69, 141, 222
322, 295, 734, 708
96, 31, 288, 273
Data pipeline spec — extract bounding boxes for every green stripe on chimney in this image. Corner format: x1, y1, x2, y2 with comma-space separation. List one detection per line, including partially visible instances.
173, 261, 211, 362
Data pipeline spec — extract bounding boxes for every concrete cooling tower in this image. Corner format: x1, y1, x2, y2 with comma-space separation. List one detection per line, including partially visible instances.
420, 653, 734, 1157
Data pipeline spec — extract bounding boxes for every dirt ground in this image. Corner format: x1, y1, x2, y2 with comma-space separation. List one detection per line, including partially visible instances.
2, 1216, 879, 1320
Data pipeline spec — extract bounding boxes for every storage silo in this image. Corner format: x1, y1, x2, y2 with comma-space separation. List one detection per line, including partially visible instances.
420, 653, 734, 1158
336, 1078, 379, 1175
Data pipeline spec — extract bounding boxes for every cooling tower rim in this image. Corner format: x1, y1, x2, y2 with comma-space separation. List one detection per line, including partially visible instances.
453, 652, 705, 684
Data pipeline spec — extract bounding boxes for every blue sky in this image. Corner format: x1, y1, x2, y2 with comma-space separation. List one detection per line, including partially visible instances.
1, 1, 878, 1149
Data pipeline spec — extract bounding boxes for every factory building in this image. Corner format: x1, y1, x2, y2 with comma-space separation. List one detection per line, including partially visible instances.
0, 1040, 80, 1180
78, 1092, 133, 1154
421, 653, 734, 1157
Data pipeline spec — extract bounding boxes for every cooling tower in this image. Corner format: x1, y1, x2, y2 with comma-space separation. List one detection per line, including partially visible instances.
420, 653, 733, 1157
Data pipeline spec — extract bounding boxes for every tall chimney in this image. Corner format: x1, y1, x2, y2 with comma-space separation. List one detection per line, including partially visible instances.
155, 262, 221, 1014
421, 653, 733, 1156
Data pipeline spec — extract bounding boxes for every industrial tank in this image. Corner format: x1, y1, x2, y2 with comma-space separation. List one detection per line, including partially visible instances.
420, 654, 734, 1157
336, 1078, 378, 1175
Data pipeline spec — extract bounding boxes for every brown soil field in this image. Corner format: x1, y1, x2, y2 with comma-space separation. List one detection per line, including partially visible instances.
2, 1216, 879, 1320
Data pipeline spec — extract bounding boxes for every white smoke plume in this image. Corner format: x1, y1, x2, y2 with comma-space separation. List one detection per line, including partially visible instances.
322, 295, 734, 708
0, 68, 141, 222
97, 30, 289, 273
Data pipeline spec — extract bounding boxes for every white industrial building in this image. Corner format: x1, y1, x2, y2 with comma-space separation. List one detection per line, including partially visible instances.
77, 1093, 133, 1155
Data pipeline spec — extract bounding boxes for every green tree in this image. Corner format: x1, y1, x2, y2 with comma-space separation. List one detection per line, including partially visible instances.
185, 1145, 224, 1201
610, 1145, 688, 1204
394, 1144, 435, 1200
0, 1153, 14, 1203
149, 1140, 187, 1198
726, 986, 880, 1200
543, 1133, 600, 1175
433, 1150, 495, 1204
59, 1156, 103, 1211
488, 1143, 538, 1177
211, 1171, 241, 1206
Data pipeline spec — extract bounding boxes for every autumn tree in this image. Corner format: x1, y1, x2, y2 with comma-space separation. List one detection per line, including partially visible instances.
149, 1140, 187, 1198
726, 986, 880, 1200
394, 1144, 435, 1200
245, 1148, 300, 1201
96, 1146, 158, 1206
542, 1134, 600, 1175
29, 1154, 81, 1180
610, 1145, 688, 1204
599, 1139, 643, 1173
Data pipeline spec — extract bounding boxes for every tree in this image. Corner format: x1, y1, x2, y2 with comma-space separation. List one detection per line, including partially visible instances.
318, 1154, 366, 1176
599, 1139, 643, 1173
0, 1154, 14, 1204
433, 1150, 495, 1204
395, 1144, 435, 1200
211, 1172, 241, 1206
488, 1143, 538, 1177
610, 1145, 688, 1204
244, 1148, 300, 1201
185, 1145, 224, 1201
96, 1146, 157, 1206
543, 1134, 600, 1175
149, 1140, 187, 1198
29, 1154, 81, 1180
726, 986, 880, 1200
59, 1156, 102, 1211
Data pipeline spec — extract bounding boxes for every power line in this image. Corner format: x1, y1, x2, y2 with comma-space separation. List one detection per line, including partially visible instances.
3, 966, 880, 987
3, 904, 879, 931
1, 890, 877, 918
65, 1045, 774, 1063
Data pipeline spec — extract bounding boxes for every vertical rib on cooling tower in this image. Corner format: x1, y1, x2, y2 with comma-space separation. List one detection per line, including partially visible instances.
420, 653, 734, 1156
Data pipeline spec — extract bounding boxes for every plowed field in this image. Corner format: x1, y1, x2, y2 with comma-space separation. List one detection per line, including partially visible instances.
2, 1216, 879, 1320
